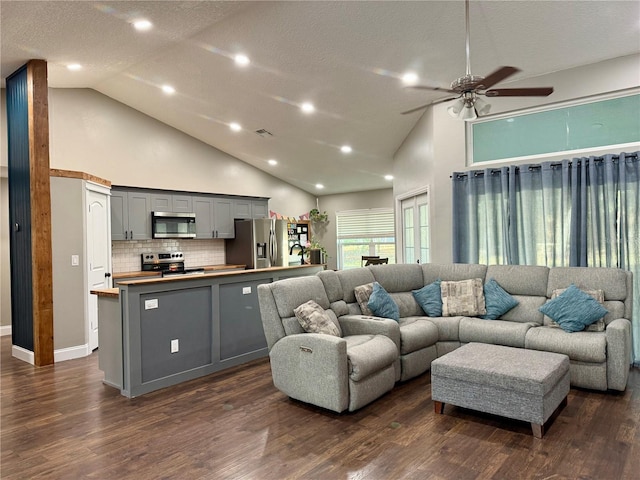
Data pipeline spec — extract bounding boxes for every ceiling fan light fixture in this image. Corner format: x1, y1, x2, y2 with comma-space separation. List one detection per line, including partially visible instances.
448, 98, 465, 118
460, 105, 477, 121
474, 97, 491, 116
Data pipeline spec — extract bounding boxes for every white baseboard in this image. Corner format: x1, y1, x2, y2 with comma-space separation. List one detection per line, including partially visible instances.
11, 343, 91, 364
12, 345, 34, 364
54, 344, 91, 362
0, 325, 12, 337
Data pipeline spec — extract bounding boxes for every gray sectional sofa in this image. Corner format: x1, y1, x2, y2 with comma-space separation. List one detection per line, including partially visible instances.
257, 263, 633, 413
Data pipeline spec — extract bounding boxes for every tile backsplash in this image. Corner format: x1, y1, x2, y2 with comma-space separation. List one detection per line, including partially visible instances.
111, 239, 226, 273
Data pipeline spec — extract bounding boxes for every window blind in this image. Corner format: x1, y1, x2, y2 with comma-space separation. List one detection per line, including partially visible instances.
336, 209, 395, 238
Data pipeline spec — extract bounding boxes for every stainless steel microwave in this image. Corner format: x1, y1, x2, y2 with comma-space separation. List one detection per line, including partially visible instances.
152, 212, 196, 239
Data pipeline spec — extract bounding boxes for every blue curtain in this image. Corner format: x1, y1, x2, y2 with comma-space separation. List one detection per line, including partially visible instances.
452, 152, 640, 364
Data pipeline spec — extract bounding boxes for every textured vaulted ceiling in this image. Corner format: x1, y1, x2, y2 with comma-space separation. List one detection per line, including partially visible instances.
2, 1, 639, 194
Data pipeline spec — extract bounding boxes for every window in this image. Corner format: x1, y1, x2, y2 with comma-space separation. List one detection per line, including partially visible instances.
336, 209, 395, 269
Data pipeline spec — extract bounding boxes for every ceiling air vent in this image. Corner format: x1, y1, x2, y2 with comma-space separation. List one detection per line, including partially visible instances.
255, 129, 273, 137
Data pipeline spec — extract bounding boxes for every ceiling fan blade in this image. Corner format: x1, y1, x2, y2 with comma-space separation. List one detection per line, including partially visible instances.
405, 85, 459, 95
485, 87, 554, 97
401, 103, 431, 115
470, 66, 520, 90
401, 96, 460, 115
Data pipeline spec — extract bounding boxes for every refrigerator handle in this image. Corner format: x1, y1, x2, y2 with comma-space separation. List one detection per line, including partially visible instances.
269, 229, 276, 265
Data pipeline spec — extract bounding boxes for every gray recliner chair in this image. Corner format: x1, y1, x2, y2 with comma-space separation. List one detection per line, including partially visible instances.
258, 275, 399, 413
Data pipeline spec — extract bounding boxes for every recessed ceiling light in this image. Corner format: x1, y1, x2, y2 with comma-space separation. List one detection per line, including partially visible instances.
133, 19, 153, 31
340, 145, 352, 154
384, 174, 394, 181
67, 64, 82, 71
268, 159, 278, 166
301, 102, 315, 114
315, 183, 324, 190
161, 85, 175, 95
234, 54, 250, 66
230, 122, 242, 132
402, 72, 419, 85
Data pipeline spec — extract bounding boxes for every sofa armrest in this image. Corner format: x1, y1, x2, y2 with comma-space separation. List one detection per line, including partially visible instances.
338, 315, 401, 351
269, 334, 349, 412
605, 318, 632, 391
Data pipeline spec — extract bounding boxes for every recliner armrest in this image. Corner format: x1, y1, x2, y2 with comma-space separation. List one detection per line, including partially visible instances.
338, 314, 401, 351
605, 318, 632, 391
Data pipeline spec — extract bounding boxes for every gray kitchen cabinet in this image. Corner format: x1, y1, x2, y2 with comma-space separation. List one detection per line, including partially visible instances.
151, 193, 193, 213
233, 199, 252, 219
111, 190, 151, 240
251, 200, 268, 218
193, 195, 214, 239
193, 196, 235, 239
213, 198, 235, 238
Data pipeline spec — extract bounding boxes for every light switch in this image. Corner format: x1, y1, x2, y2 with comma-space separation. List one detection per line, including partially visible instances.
71, 255, 79, 266
171, 339, 179, 353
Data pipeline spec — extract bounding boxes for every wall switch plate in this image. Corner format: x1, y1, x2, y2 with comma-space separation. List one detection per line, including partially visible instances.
171, 339, 179, 353
144, 299, 159, 310
242, 286, 251, 295
71, 255, 79, 266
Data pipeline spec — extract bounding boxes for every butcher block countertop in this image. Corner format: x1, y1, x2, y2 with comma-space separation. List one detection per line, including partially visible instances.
92, 264, 320, 297
111, 264, 246, 280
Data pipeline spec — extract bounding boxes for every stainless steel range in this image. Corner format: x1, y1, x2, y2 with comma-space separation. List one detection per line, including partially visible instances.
141, 252, 205, 277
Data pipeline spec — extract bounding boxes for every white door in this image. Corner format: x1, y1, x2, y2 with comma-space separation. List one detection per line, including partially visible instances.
87, 188, 111, 351
400, 192, 430, 264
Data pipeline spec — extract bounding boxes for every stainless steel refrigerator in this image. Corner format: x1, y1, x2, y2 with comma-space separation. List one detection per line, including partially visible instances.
225, 219, 289, 269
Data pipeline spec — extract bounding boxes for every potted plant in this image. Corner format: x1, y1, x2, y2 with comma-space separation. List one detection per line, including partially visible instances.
305, 237, 327, 264
309, 208, 329, 223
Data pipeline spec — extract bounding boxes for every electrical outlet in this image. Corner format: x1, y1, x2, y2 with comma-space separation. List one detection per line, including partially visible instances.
242, 286, 251, 295
171, 339, 179, 353
71, 255, 79, 266
145, 299, 159, 310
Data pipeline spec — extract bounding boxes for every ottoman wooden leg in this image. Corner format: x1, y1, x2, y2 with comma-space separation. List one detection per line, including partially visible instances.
434, 401, 445, 414
531, 423, 543, 439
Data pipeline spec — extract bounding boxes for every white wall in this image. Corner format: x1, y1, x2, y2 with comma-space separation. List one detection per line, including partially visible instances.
43, 88, 316, 218
317, 188, 394, 270
393, 54, 640, 262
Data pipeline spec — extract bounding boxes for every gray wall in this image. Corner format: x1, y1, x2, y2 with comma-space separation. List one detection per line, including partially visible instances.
393, 54, 640, 263
50, 177, 86, 349
317, 188, 394, 270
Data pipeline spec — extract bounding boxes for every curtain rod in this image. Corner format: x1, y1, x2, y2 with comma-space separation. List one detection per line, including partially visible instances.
450, 153, 638, 179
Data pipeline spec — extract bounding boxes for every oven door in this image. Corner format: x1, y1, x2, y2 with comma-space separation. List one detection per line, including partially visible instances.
152, 212, 196, 239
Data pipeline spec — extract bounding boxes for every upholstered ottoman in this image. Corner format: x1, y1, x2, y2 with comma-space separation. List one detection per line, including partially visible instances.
431, 343, 570, 438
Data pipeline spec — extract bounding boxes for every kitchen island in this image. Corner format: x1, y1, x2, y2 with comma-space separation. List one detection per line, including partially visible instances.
92, 264, 323, 398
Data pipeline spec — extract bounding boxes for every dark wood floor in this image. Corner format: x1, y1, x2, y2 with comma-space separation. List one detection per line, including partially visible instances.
1, 336, 639, 480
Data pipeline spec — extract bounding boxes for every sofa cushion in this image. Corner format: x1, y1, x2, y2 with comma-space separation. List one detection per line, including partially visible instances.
412, 280, 443, 317
294, 300, 342, 337
346, 334, 398, 381
500, 295, 546, 325
422, 263, 488, 285
426, 316, 462, 341
481, 278, 519, 320
459, 318, 534, 348
525, 327, 607, 363
398, 318, 439, 354
368, 282, 400, 321
389, 292, 424, 317
441, 279, 486, 317
544, 288, 606, 332
354, 283, 374, 315
485, 264, 549, 296
546, 266, 629, 301
370, 263, 424, 292
271, 275, 331, 318
539, 285, 608, 333
335, 268, 376, 303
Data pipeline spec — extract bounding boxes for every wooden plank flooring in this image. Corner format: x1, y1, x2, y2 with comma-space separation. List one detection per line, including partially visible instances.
1, 335, 639, 479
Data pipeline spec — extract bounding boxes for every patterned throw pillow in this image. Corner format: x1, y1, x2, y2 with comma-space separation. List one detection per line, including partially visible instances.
412, 280, 443, 317
294, 300, 342, 337
545, 287, 606, 332
539, 284, 608, 333
440, 278, 486, 317
367, 282, 400, 321
354, 283, 374, 315
481, 278, 519, 320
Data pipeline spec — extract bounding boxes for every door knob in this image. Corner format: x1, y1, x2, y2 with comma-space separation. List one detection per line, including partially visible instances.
105, 273, 112, 278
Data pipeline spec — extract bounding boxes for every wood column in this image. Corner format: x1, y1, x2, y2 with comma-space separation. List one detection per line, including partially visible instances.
28, 60, 54, 366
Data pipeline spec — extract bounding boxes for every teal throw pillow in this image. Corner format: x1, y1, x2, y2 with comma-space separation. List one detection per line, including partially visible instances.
538, 284, 609, 333
368, 282, 400, 322
412, 280, 442, 317
481, 278, 519, 320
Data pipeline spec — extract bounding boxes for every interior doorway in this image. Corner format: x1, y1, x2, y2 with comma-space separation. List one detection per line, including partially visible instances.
397, 188, 430, 264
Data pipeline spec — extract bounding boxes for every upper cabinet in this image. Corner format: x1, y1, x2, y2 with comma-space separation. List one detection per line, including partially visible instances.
112, 187, 267, 241
150, 193, 193, 213
111, 190, 151, 240
234, 198, 268, 219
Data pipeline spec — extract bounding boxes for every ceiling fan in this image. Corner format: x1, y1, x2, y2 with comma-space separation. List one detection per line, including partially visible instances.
402, 0, 553, 120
